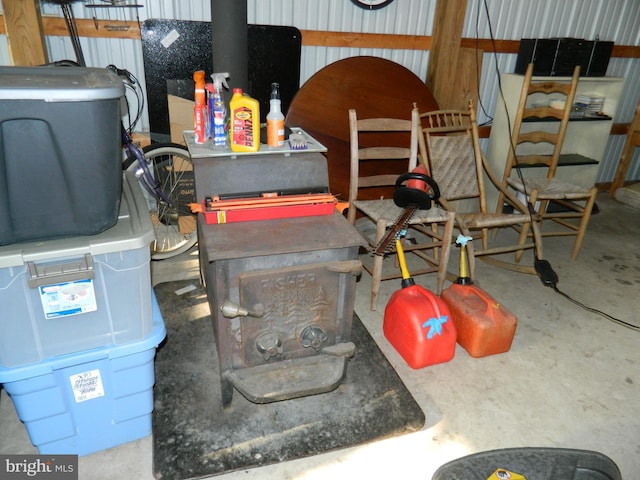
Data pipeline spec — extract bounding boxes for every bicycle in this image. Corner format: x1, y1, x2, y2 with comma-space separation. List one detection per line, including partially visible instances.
122, 139, 197, 260
110, 65, 198, 260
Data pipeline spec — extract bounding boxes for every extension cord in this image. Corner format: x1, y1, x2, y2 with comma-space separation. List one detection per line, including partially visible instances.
534, 258, 559, 288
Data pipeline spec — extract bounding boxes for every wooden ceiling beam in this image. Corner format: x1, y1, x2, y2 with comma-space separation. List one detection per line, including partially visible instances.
426, 0, 472, 109
1, 15, 639, 58
1, 0, 47, 65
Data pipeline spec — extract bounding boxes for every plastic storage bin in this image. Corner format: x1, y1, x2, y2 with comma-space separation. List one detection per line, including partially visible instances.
0, 66, 125, 245
0, 293, 166, 456
0, 172, 155, 367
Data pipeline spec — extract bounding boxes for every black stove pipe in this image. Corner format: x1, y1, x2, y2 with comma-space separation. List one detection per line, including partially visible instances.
211, 0, 249, 96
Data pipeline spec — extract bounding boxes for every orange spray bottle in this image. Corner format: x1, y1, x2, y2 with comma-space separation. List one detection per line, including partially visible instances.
193, 70, 207, 144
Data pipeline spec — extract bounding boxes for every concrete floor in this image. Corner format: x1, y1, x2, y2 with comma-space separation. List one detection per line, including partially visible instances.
1, 192, 638, 479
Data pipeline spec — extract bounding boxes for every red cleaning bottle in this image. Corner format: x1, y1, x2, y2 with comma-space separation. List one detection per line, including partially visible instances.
440, 235, 518, 358
193, 70, 207, 144
383, 239, 457, 369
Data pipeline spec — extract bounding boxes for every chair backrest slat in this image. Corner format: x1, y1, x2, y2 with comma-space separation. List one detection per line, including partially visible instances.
506, 63, 580, 179
347, 106, 420, 225
418, 104, 483, 203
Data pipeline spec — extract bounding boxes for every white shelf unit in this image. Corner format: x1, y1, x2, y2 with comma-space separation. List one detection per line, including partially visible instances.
485, 73, 625, 213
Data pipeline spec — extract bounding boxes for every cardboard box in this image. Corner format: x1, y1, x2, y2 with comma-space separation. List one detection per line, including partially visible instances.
168, 94, 194, 145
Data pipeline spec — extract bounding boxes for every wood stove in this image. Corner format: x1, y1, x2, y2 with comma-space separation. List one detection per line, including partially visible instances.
188, 132, 366, 407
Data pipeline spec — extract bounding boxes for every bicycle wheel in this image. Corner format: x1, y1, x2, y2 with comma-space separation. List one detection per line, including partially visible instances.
124, 143, 198, 260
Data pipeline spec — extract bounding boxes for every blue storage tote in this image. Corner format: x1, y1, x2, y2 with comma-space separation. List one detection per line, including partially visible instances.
0, 172, 155, 367
0, 293, 166, 457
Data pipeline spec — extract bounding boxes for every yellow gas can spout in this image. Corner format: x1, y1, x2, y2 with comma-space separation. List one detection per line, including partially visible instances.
456, 234, 473, 285
395, 238, 415, 288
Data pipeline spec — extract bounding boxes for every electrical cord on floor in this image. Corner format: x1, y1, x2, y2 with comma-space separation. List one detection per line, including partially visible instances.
537, 271, 640, 332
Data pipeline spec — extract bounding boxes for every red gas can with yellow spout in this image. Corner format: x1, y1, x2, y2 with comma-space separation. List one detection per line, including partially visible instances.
440, 236, 517, 358
383, 239, 457, 369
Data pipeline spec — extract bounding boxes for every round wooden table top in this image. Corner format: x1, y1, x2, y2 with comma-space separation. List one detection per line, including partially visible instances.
286, 56, 438, 142
285, 56, 439, 200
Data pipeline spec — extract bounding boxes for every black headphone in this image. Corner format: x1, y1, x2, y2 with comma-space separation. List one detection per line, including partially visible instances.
393, 171, 440, 210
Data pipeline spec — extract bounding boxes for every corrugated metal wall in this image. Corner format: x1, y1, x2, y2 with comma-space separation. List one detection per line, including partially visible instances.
1, 0, 638, 181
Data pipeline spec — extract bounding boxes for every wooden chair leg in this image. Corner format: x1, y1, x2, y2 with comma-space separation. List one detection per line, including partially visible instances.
530, 214, 544, 260
480, 227, 489, 252
369, 219, 388, 311
514, 189, 538, 263
514, 226, 529, 263
571, 187, 598, 259
431, 222, 441, 261
370, 252, 383, 311
436, 212, 455, 294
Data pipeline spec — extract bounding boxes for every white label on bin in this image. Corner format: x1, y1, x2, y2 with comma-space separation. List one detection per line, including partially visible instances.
70, 369, 105, 403
39, 279, 98, 319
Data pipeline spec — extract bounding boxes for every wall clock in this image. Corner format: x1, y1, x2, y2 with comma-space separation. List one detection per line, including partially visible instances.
351, 0, 395, 10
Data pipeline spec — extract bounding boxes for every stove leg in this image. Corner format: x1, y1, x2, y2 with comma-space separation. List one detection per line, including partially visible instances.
220, 375, 234, 409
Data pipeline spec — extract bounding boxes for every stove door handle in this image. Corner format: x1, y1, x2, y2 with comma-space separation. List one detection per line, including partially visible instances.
220, 299, 264, 318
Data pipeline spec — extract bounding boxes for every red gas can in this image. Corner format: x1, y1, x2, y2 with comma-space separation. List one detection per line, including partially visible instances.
441, 236, 518, 358
384, 284, 457, 369
441, 283, 517, 358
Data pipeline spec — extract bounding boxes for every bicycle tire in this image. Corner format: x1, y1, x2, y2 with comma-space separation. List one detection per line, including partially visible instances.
124, 143, 198, 260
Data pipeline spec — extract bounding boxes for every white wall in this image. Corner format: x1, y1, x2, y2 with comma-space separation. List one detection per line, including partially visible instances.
1, 0, 638, 180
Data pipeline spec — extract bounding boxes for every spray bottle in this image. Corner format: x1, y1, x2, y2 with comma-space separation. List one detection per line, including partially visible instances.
266, 82, 285, 147
193, 70, 207, 144
208, 72, 230, 146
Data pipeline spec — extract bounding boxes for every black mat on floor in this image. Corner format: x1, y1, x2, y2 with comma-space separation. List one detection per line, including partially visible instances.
152, 280, 426, 479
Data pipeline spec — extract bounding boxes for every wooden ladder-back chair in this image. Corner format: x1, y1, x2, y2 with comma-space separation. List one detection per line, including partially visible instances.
348, 106, 455, 311
495, 63, 598, 260
609, 97, 640, 197
418, 100, 544, 279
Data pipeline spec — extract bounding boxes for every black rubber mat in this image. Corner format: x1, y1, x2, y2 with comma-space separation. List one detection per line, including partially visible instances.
152, 280, 426, 479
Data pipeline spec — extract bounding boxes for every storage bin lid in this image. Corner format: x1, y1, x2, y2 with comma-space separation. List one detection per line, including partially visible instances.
0, 66, 124, 101
0, 172, 154, 268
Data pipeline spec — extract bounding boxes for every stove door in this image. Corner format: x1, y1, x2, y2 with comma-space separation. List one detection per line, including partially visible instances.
238, 260, 360, 367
